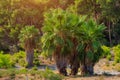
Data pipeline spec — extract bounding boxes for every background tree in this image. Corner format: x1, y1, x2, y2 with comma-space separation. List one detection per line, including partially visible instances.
98, 0, 120, 46
76, 0, 120, 46
0, 0, 74, 52
19, 26, 39, 67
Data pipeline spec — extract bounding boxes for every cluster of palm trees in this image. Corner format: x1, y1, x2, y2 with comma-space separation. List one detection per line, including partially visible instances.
41, 8, 105, 76
19, 8, 105, 76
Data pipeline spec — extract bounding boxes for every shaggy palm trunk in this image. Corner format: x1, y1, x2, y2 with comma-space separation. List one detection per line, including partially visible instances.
80, 53, 87, 76
53, 46, 68, 76
69, 38, 80, 75
80, 45, 94, 76
26, 49, 34, 67
69, 54, 80, 75
80, 59, 94, 76
80, 61, 94, 76
85, 58, 94, 75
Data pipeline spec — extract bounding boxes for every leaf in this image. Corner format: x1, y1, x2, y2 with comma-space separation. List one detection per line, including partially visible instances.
77, 43, 85, 53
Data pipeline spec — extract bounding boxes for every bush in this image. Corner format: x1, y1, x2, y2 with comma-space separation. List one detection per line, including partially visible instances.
0, 52, 15, 68
101, 45, 111, 57
12, 51, 26, 67
40, 68, 63, 80
113, 45, 120, 63
33, 50, 41, 66
12, 50, 40, 67
106, 54, 112, 61
0, 50, 41, 68
101, 45, 112, 61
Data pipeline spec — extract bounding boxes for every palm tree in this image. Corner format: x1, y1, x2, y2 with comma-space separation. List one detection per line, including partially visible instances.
41, 8, 81, 75
19, 26, 39, 67
76, 19, 105, 75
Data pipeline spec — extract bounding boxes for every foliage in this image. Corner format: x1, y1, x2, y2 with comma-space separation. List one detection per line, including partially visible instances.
77, 19, 106, 63
41, 68, 63, 80
0, 52, 15, 68
12, 51, 26, 67
101, 45, 111, 56
0, 50, 40, 68
19, 25, 39, 48
12, 50, 40, 67
41, 8, 84, 57
101, 45, 112, 60
113, 45, 120, 63
33, 50, 41, 66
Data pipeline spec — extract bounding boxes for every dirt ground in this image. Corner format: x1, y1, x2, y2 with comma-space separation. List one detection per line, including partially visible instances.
64, 76, 120, 80
0, 75, 120, 80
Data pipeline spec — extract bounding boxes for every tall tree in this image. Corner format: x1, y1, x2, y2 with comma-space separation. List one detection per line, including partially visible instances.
76, 19, 105, 75
41, 8, 82, 75
19, 26, 39, 67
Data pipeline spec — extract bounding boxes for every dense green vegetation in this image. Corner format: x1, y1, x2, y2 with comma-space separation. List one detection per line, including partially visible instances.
0, 50, 40, 68
0, 51, 14, 68
0, 0, 120, 78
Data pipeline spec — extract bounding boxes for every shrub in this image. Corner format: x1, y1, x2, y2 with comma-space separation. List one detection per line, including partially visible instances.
101, 45, 112, 61
32, 65, 38, 71
12, 51, 26, 67
106, 54, 112, 61
12, 50, 40, 67
101, 45, 111, 57
113, 45, 120, 63
41, 68, 63, 80
0, 53, 15, 68
33, 50, 40, 66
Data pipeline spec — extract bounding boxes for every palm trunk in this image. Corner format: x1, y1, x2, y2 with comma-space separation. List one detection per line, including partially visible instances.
80, 64, 87, 76
80, 53, 87, 76
86, 65, 94, 75
53, 46, 67, 76
26, 49, 34, 67
80, 61, 94, 76
69, 48, 80, 75
86, 57, 94, 75
80, 45, 94, 76
69, 55, 80, 75
69, 38, 80, 75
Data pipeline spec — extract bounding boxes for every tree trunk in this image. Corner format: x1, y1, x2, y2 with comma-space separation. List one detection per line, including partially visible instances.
80, 46, 94, 76
69, 37, 80, 75
80, 53, 88, 76
69, 48, 80, 75
80, 64, 87, 76
69, 56, 80, 75
53, 46, 68, 76
80, 62, 94, 76
26, 49, 34, 67
55, 56, 67, 76
108, 21, 112, 46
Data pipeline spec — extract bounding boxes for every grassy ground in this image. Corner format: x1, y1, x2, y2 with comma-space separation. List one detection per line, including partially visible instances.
0, 58, 120, 80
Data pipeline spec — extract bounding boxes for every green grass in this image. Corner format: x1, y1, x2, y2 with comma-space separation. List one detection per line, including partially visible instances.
0, 68, 64, 80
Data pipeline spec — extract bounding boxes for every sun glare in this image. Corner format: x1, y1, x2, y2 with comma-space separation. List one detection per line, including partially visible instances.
34, 0, 49, 3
